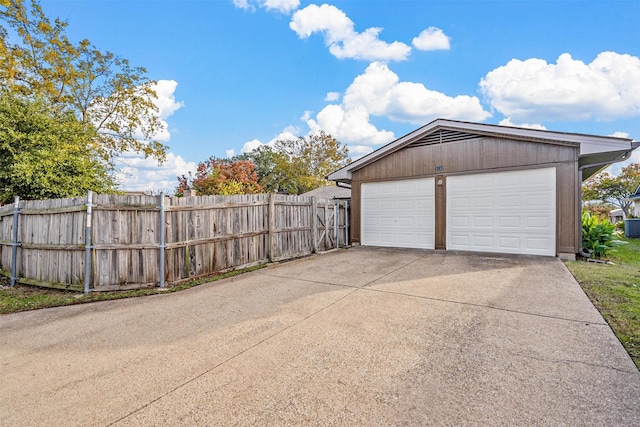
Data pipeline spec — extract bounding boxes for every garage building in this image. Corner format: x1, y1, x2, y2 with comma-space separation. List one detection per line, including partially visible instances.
328, 119, 638, 258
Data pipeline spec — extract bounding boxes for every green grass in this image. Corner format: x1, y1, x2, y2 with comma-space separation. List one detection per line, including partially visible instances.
565, 237, 640, 370
0, 264, 266, 315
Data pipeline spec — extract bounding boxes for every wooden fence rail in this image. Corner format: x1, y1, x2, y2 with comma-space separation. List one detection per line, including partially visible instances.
0, 193, 349, 292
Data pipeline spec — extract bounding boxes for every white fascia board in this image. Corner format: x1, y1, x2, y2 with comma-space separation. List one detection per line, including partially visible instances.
328, 168, 351, 181
578, 138, 634, 155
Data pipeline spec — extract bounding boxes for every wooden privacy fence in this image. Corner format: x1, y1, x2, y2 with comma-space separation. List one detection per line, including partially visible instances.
0, 193, 349, 292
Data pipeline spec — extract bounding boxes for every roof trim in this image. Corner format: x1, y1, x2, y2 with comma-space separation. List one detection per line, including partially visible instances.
328, 118, 634, 183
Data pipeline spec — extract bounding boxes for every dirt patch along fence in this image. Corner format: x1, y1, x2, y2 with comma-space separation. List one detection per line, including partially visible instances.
0, 193, 349, 292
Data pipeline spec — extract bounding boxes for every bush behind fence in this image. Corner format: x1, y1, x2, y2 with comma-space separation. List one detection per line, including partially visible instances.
0, 193, 349, 291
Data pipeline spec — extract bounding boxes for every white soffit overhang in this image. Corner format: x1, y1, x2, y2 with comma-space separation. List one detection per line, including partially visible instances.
327, 118, 636, 183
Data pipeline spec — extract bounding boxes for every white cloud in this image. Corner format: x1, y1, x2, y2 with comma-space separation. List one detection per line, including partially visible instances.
240, 129, 300, 153
114, 151, 197, 193
281, 124, 300, 135
480, 52, 640, 122
300, 110, 313, 121
270, 129, 298, 143
348, 145, 374, 157
151, 80, 184, 119
498, 117, 547, 130
290, 4, 411, 62
325, 91, 340, 101
226, 149, 235, 158
306, 103, 395, 146
233, 0, 254, 11
241, 139, 263, 153
131, 80, 183, 143
412, 27, 450, 51
304, 62, 490, 147
263, 0, 299, 14
609, 131, 630, 138
233, 0, 298, 14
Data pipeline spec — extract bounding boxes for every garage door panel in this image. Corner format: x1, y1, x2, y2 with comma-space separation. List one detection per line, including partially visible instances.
450, 216, 469, 227
498, 216, 519, 227
473, 216, 493, 227
450, 197, 470, 209
527, 194, 554, 208
380, 200, 395, 210
474, 197, 493, 208
497, 236, 520, 249
499, 195, 520, 207
527, 216, 551, 227
447, 168, 556, 256
526, 237, 553, 250
361, 178, 435, 249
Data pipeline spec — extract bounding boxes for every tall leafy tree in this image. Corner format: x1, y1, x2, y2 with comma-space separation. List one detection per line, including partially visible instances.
583, 163, 640, 217
245, 131, 350, 194
0, 92, 115, 203
0, 0, 166, 163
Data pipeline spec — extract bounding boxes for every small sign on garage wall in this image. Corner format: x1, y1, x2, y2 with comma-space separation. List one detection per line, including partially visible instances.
435, 165, 444, 172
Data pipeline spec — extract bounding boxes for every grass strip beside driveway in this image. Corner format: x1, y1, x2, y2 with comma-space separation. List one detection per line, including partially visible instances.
0, 264, 265, 315
565, 237, 640, 370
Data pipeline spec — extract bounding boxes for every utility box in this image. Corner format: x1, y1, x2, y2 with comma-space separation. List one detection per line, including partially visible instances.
625, 219, 640, 238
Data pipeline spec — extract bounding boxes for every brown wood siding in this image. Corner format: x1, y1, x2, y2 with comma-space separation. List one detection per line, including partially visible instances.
556, 162, 579, 253
350, 136, 580, 254
351, 182, 361, 244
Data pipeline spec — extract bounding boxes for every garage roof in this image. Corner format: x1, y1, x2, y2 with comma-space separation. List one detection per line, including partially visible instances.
328, 119, 638, 183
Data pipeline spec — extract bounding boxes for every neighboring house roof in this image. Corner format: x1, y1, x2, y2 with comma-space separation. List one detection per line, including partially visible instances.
328, 118, 638, 184
609, 208, 624, 219
629, 183, 640, 201
301, 185, 351, 200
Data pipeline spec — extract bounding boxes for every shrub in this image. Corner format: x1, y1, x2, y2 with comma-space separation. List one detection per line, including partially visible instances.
582, 212, 617, 259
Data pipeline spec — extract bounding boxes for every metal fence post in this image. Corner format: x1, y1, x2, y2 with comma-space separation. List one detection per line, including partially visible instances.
311, 197, 318, 253
158, 193, 166, 288
83, 191, 93, 294
334, 200, 339, 248
10, 196, 20, 287
344, 200, 349, 246
268, 193, 276, 262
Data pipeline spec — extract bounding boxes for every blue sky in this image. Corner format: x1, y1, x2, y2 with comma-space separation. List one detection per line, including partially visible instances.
39, 0, 640, 191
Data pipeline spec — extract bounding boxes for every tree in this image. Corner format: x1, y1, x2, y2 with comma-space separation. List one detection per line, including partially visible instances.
583, 163, 640, 217
0, 92, 115, 203
176, 158, 262, 196
245, 131, 350, 194
0, 0, 166, 163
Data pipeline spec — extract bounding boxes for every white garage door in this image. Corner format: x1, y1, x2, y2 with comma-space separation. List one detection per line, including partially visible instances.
447, 168, 556, 256
361, 178, 435, 249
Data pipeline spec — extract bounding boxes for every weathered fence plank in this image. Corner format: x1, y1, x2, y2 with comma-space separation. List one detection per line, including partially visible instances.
0, 193, 350, 291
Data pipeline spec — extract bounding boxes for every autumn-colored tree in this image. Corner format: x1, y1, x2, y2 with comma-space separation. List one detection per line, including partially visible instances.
0, 0, 166, 163
243, 131, 350, 194
582, 163, 640, 217
176, 158, 262, 196
582, 204, 612, 221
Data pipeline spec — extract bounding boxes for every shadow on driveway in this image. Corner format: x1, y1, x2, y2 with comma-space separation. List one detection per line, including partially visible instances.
1, 247, 639, 426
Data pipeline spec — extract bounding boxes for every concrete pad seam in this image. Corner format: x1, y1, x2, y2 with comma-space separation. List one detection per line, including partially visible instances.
105, 287, 360, 426
360, 286, 610, 326
361, 252, 432, 288
255, 271, 608, 327
503, 349, 639, 375
255, 271, 356, 288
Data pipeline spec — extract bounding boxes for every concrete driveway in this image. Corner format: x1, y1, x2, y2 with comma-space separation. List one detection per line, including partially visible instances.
1, 247, 639, 426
